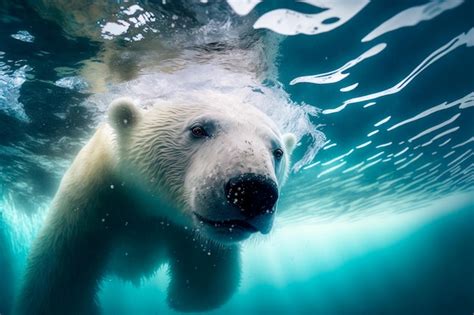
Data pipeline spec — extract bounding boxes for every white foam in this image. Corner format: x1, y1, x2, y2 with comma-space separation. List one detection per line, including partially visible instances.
101, 21, 130, 38
11, 30, 35, 43
86, 59, 325, 172
55, 76, 89, 91
0, 64, 31, 122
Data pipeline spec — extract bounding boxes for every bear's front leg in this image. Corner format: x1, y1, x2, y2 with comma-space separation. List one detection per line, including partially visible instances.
167, 233, 241, 312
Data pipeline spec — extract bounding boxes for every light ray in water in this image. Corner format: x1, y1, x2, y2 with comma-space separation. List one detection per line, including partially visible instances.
363, 102, 377, 108
323, 28, 474, 114
408, 113, 460, 142
358, 158, 383, 172
438, 138, 452, 147
367, 151, 385, 160
367, 130, 379, 137
397, 152, 424, 170
376, 142, 392, 148
387, 92, 474, 131
452, 136, 474, 148
421, 126, 459, 147
342, 162, 365, 173
356, 141, 372, 149
321, 149, 354, 166
323, 143, 337, 150
374, 116, 391, 127
318, 161, 347, 178
447, 149, 472, 167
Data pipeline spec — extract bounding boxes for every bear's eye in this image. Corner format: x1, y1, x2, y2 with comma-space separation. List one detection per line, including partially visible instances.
191, 125, 208, 138
273, 148, 284, 160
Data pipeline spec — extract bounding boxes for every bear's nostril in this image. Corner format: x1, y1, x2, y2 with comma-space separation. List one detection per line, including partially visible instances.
225, 173, 278, 218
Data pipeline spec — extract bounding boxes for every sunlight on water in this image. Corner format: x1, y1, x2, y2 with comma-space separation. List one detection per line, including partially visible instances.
324, 28, 474, 114
290, 43, 386, 85
362, 0, 463, 42
226, 0, 260, 16
252, 0, 370, 36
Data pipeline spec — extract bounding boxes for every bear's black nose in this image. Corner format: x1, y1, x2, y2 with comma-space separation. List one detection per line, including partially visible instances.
225, 173, 279, 219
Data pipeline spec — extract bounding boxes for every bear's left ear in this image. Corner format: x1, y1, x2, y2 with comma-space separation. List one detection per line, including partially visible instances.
283, 133, 297, 155
108, 97, 142, 133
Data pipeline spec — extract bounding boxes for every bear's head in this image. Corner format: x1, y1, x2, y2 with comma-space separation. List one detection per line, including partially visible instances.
108, 94, 296, 243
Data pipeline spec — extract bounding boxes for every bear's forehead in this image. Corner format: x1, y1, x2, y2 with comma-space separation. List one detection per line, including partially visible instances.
199, 106, 280, 137
152, 96, 280, 136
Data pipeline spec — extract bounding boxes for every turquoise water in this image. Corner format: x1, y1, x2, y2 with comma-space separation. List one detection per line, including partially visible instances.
1, 1, 473, 314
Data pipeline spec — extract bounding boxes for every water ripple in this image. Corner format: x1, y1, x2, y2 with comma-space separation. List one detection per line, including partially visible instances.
290, 43, 386, 85
362, 0, 464, 42
253, 0, 369, 36
324, 28, 474, 114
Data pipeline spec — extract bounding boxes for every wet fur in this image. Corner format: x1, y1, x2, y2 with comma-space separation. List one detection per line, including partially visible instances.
15, 125, 240, 314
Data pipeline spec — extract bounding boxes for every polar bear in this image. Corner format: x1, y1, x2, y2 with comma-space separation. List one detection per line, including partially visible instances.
16, 93, 296, 314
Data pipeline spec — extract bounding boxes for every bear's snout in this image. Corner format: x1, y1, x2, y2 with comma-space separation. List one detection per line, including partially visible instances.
225, 173, 278, 227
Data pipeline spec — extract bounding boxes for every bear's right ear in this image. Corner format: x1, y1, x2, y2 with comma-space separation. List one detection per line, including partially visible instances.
108, 97, 142, 132
282, 133, 297, 155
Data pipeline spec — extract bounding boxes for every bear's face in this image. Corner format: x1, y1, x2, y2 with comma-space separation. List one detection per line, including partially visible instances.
109, 95, 296, 244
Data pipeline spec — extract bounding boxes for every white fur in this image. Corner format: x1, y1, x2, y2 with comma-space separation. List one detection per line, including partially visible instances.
108, 94, 296, 231
17, 72, 297, 315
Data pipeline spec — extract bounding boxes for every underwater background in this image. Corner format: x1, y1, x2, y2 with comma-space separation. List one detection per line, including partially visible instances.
0, 0, 473, 314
